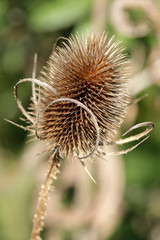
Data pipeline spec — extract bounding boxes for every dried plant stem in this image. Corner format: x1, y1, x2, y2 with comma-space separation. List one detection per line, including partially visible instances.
30, 151, 60, 240
14, 78, 59, 124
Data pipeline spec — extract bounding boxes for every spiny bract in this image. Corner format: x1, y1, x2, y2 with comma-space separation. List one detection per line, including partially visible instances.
36, 33, 129, 158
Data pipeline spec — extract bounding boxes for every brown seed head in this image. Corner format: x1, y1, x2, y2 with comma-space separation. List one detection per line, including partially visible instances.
38, 33, 130, 158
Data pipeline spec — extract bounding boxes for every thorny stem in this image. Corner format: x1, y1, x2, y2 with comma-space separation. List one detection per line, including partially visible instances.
30, 149, 61, 240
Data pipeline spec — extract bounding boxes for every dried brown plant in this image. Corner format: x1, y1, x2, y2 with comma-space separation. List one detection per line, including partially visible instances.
6, 32, 154, 240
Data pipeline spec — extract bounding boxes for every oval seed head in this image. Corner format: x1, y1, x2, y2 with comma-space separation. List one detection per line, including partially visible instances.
38, 33, 130, 158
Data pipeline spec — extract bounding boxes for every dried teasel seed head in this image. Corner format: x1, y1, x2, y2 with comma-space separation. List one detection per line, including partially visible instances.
37, 33, 130, 158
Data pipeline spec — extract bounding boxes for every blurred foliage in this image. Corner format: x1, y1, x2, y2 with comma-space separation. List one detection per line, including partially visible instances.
28, 0, 92, 32
0, 0, 160, 240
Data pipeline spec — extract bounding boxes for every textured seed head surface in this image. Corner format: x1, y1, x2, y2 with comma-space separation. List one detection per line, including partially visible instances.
38, 33, 129, 158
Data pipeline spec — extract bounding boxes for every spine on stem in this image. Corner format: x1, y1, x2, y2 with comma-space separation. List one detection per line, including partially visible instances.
30, 150, 60, 240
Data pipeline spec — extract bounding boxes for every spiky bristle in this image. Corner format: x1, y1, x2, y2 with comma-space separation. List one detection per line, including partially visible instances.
37, 33, 129, 158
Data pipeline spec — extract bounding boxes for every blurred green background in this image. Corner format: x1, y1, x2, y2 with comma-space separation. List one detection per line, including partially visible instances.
0, 0, 160, 240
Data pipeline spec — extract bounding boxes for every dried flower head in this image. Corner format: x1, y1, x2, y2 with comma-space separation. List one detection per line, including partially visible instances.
7, 32, 154, 240
36, 33, 129, 159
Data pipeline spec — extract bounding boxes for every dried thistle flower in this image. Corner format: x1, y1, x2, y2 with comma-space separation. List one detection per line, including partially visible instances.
38, 33, 129, 159
7, 32, 154, 240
